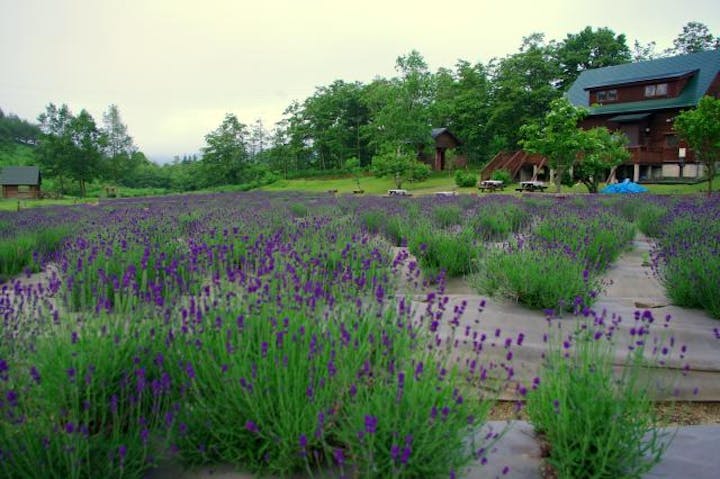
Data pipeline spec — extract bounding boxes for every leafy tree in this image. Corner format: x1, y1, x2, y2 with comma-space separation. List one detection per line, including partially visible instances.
575, 127, 630, 193
201, 113, 250, 186
674, 96, 720, 195
0, 110, 41, 146
371, 148, 430, 189
344, 157, 363, 190
37, 104, 76, 194
101, 104, 138, 184
363, 50, 435, 154
487, 34, 562, 152
554, 26, 631, 90
520, 97, 587, 192
432, 60, 493, 164
67, 109, 104, 196
248, 119, 268, 160
667, 21, 719, 55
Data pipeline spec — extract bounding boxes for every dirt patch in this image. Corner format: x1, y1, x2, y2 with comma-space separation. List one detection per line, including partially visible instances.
488, 401, 720, 426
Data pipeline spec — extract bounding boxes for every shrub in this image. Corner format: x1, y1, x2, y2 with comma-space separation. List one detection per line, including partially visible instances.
472, 246, 601, 311
490, 169, 512, 185
454, 170, 477, 188
526, 317, 673, 478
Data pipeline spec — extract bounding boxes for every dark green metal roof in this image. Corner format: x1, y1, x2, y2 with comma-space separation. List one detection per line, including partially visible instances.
0, 166, 41, 186
567, 50, 720, 116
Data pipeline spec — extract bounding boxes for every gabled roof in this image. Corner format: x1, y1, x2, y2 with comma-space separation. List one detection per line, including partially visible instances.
567, 50, 720, 116
0, 166, 41, 186
431, 127, 461, 144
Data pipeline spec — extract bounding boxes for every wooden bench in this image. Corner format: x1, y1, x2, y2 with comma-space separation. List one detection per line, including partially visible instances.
327, 189, 338, 194
387, 189, 411, 196
434, 191, 457, 197
352, 189, 364, 194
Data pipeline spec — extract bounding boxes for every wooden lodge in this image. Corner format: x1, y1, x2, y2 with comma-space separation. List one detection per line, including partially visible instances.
420, 128, 466, 171
483, 50, 720, 183
0, 166, 42, 199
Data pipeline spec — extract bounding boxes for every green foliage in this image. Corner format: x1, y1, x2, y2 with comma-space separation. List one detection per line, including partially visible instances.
654, 211, 720, 318
0, 226, 70, 281
490, 168, 512, 185
674, 95, 720, 195
473, 247, 600, 310
554, 26, 631, 90
575, 127, 630, 193
520, 98, 587, 193
371, 150, 430, 189
345, 157, 363, 189
407, 223, 479, 278
453, 169, 477, 187
432, 204, 463, 228
635, 203, 668, 237
486, 34, 563, 151
200, 113, 251, 186
667, 21, 720, 55
526, 320, 672, 478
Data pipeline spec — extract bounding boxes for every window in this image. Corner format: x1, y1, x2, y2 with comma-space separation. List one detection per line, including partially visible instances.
645, 83, 668, 97
665, 134, 678, 147
595, 89, 617, 102
18, 185, 30, 193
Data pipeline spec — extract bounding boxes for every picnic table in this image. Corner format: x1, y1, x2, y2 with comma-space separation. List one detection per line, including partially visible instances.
516, 181, 547, 192
478, 180, 504, 192
388, 189, 411, 196
434, 191, 457, 197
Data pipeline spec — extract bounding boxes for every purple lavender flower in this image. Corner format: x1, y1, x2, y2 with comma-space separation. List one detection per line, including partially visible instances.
364, 415, 378, 434
245, 420, 259, 434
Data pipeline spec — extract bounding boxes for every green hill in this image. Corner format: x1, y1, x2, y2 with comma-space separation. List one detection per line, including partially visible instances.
0, 143, 36, 167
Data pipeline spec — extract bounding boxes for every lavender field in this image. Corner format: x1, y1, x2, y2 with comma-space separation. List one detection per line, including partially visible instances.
1, 192, 719, 478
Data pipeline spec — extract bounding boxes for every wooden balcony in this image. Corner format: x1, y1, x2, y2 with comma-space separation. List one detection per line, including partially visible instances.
626, 146, 695, 164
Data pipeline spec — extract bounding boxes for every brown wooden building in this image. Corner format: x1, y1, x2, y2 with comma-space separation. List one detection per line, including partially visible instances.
0, 166, 41, 199
420, 128, 466, 171
483, 50, 720, 182
570, 49, 720, 182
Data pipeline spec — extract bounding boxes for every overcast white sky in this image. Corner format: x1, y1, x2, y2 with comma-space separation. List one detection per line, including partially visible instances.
1, 0, 718, 162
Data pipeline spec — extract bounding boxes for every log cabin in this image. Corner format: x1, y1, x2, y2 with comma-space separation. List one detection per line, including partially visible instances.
482, 49, 720, 182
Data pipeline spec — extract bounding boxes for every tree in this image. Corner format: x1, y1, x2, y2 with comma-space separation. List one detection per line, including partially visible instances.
102, 104, 137, 183
37, 103, 76, 194
371, 148, 430, 189
67, 109, 104, 196
487, 34, 562, 152
667, 21, 719, 55
554, 26, 631, 90
363, 50, 435, 155
344, 157, 363, 191
674, 96, 720, 195
631, 40, 659, 62
575, 127, 630, 193
520, 97, 587, 192
431, 60, 493, 164
201, 113, 250, 186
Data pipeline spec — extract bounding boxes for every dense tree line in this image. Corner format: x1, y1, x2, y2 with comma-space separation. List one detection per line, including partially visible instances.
2, 22, 718, 195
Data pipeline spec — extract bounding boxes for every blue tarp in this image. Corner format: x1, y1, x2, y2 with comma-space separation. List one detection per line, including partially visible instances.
601, 179, 649, 194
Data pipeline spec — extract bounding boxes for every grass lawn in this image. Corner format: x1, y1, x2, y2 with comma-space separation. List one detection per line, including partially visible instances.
260, 172, 716, 196
0, 198, 98, 211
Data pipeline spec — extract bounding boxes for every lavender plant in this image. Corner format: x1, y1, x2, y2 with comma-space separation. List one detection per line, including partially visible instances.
526, 310, 676, 479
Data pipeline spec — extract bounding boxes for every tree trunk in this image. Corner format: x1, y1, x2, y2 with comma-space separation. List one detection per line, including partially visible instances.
554, 166, 564, 193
